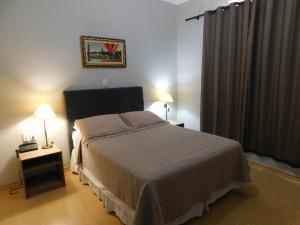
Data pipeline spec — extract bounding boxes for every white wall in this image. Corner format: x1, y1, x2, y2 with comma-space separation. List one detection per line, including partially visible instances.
0, 0, 177, 186
177, 0, 228, 130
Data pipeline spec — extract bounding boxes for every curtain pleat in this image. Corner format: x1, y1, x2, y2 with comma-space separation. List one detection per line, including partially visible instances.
201, 0, 300, 167
201, 1, 251, 141
244, 0, 300, 166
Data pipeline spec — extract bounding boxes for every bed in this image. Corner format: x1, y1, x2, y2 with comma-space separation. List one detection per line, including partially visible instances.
64, 87, 250, 225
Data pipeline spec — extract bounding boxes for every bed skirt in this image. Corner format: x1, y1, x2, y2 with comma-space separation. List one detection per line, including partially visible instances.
77, 167, 240, 225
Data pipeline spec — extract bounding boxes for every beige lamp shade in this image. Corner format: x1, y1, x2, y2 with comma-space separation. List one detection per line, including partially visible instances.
161, 93, 174, 103
33, 104, 56, 119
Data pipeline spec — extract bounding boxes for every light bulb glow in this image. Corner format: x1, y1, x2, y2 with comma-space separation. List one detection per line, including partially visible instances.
161, 93, 174, 103
33, 104, 56, 119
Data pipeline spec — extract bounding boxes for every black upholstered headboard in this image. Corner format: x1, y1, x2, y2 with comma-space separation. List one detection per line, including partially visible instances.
63, 86, 144, 153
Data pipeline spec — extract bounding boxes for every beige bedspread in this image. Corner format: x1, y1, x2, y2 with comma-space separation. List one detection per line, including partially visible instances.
81, 124, 250, 225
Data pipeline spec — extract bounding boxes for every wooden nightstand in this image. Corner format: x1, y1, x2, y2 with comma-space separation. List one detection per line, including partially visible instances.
168, 120, 184, 128
18, 146, 65, 198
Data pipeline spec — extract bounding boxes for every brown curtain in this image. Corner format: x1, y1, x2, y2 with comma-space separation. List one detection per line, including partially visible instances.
201, 1, 251, 141
243, 0, 300, 166
201, 0, 300, 167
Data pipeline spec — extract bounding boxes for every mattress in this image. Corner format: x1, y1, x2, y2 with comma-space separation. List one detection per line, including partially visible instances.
72, 124, 250, 225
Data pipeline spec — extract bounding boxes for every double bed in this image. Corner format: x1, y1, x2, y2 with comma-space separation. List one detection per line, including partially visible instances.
64, 87, 250, 225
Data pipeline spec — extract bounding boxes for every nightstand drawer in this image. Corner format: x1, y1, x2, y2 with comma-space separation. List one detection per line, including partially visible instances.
22, 153, 61, 169
25, 171, 65, 198
18, 146, 65, 198
23, 161, 62, 178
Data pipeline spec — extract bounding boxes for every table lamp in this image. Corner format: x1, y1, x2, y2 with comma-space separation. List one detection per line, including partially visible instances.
161, 92, 174, 121
33, 104, 56, 149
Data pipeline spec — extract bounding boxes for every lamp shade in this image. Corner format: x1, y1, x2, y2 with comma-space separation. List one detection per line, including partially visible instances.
33, 104, 56, 119
161, 93, 174, 103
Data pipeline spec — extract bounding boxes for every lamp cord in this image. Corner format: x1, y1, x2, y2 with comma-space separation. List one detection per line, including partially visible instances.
9, 183, 22, 195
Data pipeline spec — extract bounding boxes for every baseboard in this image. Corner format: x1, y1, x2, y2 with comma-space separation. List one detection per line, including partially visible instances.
248, 160, 300, 183
0, 165, 71, 191
2, 162, 298, 190
0, 181, 21, 191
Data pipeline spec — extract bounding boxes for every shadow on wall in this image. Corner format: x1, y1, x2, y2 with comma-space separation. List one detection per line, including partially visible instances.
0, 155, 19, 186
0, 72, 69, 186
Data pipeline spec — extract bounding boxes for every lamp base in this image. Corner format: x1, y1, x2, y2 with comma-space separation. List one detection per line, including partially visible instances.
42, 144, 53, 149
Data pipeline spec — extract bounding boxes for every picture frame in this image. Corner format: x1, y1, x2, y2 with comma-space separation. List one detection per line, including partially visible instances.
80, 36, 126, 68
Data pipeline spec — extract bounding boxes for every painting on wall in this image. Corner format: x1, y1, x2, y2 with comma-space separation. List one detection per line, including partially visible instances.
80, 36, 126, 68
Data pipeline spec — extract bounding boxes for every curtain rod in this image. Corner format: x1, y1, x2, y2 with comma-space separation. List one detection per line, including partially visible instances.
185, 13, 205, 22
185, 1, 245, 22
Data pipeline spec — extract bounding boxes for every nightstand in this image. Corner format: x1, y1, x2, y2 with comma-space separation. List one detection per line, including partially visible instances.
18, 146, 65, 198
168, 120, 184, 128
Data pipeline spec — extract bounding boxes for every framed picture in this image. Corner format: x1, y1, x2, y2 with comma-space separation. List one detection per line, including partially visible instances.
80, 36, 126, 68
